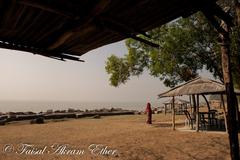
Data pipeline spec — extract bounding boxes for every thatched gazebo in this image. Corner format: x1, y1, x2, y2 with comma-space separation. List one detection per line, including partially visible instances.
162, 98, 189, 115
158, 77, 240, 132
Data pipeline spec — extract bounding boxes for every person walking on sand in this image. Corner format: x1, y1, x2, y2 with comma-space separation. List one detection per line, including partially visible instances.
146, 102, 152, 124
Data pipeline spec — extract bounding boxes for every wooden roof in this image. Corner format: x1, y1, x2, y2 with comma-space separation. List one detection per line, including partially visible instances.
158, 77, 240, 98
0, 0, 217, 61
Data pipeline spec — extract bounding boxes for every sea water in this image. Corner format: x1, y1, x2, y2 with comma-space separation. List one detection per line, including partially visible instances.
0, 101, 162, 113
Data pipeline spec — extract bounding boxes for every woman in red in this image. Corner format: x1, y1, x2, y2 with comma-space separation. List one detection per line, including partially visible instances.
146, 102, 152, 124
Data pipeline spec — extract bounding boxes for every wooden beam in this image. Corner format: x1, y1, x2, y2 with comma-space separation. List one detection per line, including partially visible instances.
130, 35, 159, 48
18, 0, 75, 19
196, 94, 199, 132
202, 3, 233, 27
164, 104, 166, 115
204, 6, 239, 159
220, 24, 239, 160
0, 0, 17, 27
192, 95, 197, 119
201, 94, 210, 111
202, 11, 228, 35
172, 97, 175, 130
99, 16, 151, 38
0, 40, 83, 62
47, 24, 96, 50
47, 0, 111, 50
189, 95, 192, 114
102, 20, 159, 48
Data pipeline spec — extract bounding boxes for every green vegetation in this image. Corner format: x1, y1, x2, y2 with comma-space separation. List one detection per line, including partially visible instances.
105, 0, 240, 88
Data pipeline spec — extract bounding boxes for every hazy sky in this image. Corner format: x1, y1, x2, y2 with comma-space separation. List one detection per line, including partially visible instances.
0, 40, 212, 103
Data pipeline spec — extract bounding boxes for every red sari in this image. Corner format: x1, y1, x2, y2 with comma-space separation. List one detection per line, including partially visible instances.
146, 103, 152, 124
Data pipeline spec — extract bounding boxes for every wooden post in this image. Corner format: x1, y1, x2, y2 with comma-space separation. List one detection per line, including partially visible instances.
192, 94, 196, 119
191, 94, 197, 130
220, 22, 239, 160
203, 9, 239, 160
202, 94, 211, 112
221, 94, 228, 133
189, 95, 192, 114
196, 94, 199, 132
172, 96, 175, 130
164, 104, 166, 115
235, 97, 239, 124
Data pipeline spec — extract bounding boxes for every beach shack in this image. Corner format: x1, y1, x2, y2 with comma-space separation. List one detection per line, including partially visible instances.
158, 77, 240, 132
163, 98, 189, 115
209, 95, 224, 109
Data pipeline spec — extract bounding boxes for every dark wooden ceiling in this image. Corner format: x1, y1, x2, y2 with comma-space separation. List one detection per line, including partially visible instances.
0, 0, 217, 61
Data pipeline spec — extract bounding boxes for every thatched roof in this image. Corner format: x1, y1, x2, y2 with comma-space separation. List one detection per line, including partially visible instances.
163, 98, 189, 105
158, 77, 240, 98
0, 0, 218, 61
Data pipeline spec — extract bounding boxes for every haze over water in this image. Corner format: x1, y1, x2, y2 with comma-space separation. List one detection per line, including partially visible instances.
0, 40, 213, 113
0, 100, 164, 113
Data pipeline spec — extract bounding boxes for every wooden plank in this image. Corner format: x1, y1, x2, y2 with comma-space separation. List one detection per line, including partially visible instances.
99, 16, 151, 38
0, 0, 17, 27
0, 40, 82, 61
18, 0, 75, 19
103, 21, 159, 48
47, 0, 111, 50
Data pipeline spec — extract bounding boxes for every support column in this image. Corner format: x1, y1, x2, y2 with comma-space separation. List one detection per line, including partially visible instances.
220, 23, 239, 160
189, 95, 192, 114
221, 94, 228, 133
192, 94, 196, 119
164, 104, 166, 115
202, 94, 210, 111
196, 94, 199, 132
172, 96, 175, 130
203, 8, 239, 159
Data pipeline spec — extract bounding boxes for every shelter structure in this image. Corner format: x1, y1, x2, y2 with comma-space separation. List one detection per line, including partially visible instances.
0, 0, 239, 159
0, 0, 219, 61
163, 98, 189, 115
158, 77, 240, 132
209, 95, 224, 109
158, 77, 233, 97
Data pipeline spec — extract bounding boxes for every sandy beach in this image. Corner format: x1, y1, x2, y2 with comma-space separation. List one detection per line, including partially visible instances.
0, 114, 232, 160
